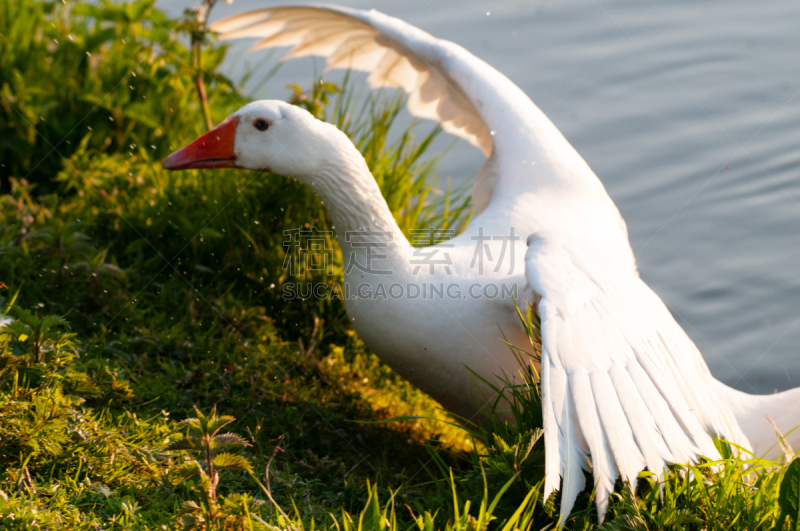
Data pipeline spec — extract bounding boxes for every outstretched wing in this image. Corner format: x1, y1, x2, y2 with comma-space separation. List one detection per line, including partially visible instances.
210, 6, 492, 155
525, 230, 749, 522
210, 5, 564, 214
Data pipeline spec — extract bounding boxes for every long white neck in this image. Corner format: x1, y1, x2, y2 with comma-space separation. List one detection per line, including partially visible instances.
303, 132, 411, 273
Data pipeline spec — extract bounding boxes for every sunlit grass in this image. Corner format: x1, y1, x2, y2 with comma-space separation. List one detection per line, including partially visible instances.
1, 1, 799, 530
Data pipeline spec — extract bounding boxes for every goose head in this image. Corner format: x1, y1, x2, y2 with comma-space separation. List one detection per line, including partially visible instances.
163, 100, 342, 181
163, 99, 403, 243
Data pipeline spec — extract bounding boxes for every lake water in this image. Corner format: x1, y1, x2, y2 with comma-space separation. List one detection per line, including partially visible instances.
159, 0, 800, 395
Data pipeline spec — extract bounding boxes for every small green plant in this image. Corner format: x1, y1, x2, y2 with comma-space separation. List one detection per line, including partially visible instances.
6, 307, 73, 365
0, 305, 86, 397
165, 406, 259, 530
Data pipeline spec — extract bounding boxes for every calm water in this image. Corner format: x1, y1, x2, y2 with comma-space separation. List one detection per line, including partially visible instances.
160, 0, 800, 395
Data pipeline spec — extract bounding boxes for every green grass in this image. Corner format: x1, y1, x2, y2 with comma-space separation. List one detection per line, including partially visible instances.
0, 1, 798, 530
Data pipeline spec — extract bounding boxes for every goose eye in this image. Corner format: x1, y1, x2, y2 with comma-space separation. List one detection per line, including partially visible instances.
253, 119, 269, 131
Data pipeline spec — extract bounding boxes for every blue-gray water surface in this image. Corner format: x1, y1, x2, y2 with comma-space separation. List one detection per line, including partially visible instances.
159, 0, 800, 395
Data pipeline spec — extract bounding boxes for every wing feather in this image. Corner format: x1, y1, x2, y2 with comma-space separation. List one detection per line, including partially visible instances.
210, 6, 493, 157
607, 363, 671, 479
571, 371, 618, 520
525, 230, 750, 522
625, 360, 700, 463
284, 29, 373, 59
560, 388, 589, 522
541, 354, 561, 503
590, 369, 645, 485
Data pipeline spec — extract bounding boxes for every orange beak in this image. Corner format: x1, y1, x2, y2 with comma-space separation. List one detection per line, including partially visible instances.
163, 116, 239, 170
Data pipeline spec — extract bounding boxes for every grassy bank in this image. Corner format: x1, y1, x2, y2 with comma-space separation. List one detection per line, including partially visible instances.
0, 1, 798, 529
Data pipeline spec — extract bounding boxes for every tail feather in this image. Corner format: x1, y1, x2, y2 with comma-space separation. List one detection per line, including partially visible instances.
709, 379, 800, 458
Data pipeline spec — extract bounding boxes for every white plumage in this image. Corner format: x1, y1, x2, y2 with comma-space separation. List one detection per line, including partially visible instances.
211, 7, 492, 157
187, 5, 800, 522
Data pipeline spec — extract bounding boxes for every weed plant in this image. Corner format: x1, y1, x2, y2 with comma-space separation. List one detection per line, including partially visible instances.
0, 1, 798, 530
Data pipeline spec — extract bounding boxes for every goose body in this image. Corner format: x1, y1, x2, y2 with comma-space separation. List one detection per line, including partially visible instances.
162, 5, 800, 521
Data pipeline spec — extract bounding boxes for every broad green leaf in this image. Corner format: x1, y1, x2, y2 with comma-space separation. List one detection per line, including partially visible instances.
164, 436, 205, 452
778, 459, 800, 530
170, 461, 205, 485
178, 417, 200, 428
359, 483, 384, 531
210, 433, 249, 450
212, 453, 253, 474
178, 500, 202, 515
40, 314, 69, 331
205, 415, 236, 436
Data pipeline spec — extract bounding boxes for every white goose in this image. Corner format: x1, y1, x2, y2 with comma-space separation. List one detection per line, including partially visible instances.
163, 5, 800, 521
